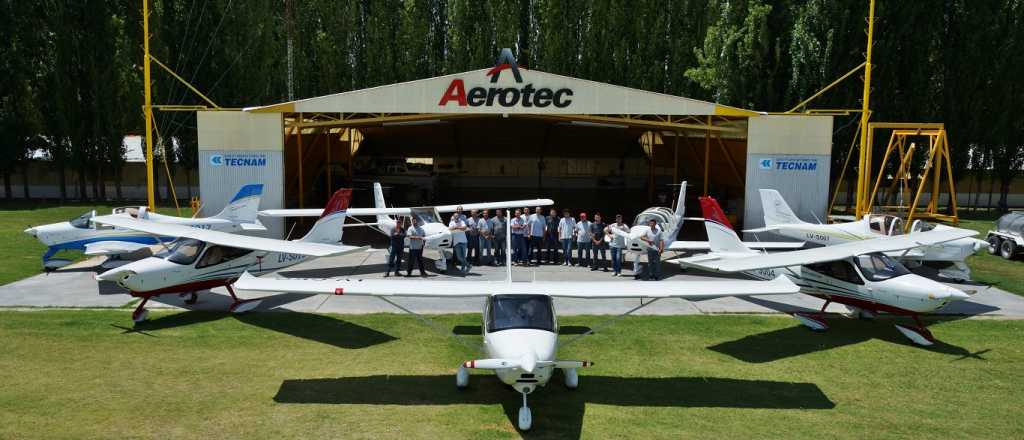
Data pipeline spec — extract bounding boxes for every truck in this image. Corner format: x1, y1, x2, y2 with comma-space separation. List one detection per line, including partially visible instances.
987, 211, 1024, 260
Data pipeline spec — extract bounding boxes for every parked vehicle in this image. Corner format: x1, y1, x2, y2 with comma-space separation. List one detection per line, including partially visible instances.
986, 212, 1024, 260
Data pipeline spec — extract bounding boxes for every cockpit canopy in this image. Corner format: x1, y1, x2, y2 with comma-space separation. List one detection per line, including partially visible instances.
485, 294, 556, 333
69, 211, 95, 229
867, 214, 904, 236
633, 207, 673, 228
410, 207, 442, 225
805, 252, 910, 284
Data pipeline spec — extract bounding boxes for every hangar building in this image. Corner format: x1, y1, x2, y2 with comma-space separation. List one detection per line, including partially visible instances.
196, 51, 833, 238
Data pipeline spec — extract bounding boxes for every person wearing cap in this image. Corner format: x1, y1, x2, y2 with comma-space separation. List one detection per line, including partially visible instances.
557, 209, 576, 266
575, 212, 592, 267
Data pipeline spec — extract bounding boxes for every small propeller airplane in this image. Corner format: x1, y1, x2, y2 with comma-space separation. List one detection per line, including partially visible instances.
232, 211, 799, 431
679, 195, 976, 346
92, 188, 366, 323
748, 189, 987, 280
25, 184, 267, 270
610, 182, 804, 254
260, 182, 554, 271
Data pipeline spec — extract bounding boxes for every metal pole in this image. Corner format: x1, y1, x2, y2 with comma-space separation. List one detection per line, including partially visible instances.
703, 116, 711, 196
142, 0, 155, 210
855, 0, 876, 219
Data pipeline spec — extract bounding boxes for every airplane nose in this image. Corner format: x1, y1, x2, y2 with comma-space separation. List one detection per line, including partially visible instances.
24, 227, 36, 237
945, 286, 971, 301
96, 270, 136, 289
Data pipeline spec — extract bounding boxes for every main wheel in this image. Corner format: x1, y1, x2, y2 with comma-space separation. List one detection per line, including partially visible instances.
183, 292, 198, 305
456, 366, 469, 389
1000, 239, 1017, 260
563, 368, 579, 389
988, 236, 1002, 255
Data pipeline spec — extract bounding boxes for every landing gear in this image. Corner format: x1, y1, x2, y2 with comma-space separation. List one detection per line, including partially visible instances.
894, 315, 935, 346
225, 284, 261, 314
846, 305, 876, 320
435, 252, 448, 273
518, 390, 533, 431
793, 300, 831, 331
180, 292, 198, 305
563, 368, 579, 389
131, 296, 150, 324
456, 365, 469, 389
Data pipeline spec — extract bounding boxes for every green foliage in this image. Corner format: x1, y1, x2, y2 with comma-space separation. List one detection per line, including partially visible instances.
0, 0, 1021, 205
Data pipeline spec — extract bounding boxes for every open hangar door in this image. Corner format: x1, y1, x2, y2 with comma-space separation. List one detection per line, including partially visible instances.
281, 115, 749, 233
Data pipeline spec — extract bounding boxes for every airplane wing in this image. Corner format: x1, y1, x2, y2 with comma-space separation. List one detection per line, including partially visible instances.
83, 241, 152, 256
260, 207, 412, 217
668, 240, 805, 251
433, 199, 555, 213
234, 272, 798, 299
91, 215, 361, 257
684, 228, 978, 273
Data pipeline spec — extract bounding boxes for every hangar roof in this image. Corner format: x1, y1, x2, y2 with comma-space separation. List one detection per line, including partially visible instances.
246, 67, 759, 117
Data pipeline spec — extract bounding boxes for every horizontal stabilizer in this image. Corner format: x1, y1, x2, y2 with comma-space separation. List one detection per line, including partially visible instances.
83, 241, 152, 256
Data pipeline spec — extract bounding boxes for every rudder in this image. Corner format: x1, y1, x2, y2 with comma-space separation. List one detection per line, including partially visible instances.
759, 189, 804, 226
299, 188, 352, 244
700, 196, 755, 254
214, 184, 264, 223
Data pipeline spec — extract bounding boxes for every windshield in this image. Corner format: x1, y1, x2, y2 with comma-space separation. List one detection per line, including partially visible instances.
69, 211, 93, 229
855, 253, 911, 281
409, 208, 440, 225
486, 295, 555, 333
166, 238, 205, 265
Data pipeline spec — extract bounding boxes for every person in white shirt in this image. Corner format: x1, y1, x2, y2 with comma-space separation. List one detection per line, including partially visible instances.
467, 209, 480, 265
557, 209, 576, 266
478, 209, 493, 264
510, 208, 526, 265
528, 207, 546, 266
637, 218, 663, 280
449, 212, 470, 274
575, 212, 592, 267
606, 214, 630, 276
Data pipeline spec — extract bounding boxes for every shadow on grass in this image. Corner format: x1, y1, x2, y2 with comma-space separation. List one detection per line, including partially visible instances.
114, 309, 396, 350
274, 373, 834, 439
709, 316, 992, 363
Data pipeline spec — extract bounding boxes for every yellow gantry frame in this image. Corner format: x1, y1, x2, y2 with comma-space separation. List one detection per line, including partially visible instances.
863, 124, 959, 227
854, 0, 877, 219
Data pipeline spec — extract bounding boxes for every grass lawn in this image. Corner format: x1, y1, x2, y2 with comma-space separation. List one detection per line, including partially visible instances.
956, 214, 1024, 297
0, 202, 186, 285
0, 310, 1021, 439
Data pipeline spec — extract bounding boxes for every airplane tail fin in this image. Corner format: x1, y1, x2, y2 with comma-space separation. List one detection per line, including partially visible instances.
665, 181, 688, 239
299, 188, 352, 244
372, 182, 393, 225
700, 196, 755, 255
213, 184, 264, 224
759, 189, 805, 226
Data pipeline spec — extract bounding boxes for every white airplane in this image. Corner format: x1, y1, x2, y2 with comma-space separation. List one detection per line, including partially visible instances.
679, 195, 976, 346
748, 189, 986, 280
232, 213, 799, 431
260, 182, 554, 271
25, 184, 267, 269
93, 188, 366, 324
611, 182, 804, 254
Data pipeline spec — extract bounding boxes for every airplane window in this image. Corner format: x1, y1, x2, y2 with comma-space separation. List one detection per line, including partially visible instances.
166, 238, 205, 265
69, 212, 93, 229
855, 253, 911, 282
806, 260, 864, 285
410, 208, 440, 225
196, 245, 253, 269
486, 295, 555, 333
869, 218, 882, 233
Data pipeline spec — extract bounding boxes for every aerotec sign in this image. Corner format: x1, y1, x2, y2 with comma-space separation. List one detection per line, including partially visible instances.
438, 48, 574, 109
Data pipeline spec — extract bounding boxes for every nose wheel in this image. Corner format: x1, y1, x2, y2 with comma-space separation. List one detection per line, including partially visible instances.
180, 292, 198, 305
131, 296, 150, 325
518, 391, 532, 431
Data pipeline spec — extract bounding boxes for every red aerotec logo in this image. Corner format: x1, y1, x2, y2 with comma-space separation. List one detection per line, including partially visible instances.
438, 48, 573, 109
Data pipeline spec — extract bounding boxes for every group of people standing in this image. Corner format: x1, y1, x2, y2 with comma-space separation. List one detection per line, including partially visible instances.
385, 206, 664, 280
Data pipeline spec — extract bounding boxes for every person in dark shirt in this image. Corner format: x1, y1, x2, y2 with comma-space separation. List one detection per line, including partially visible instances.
387, 219, 407, 277
590, 213, 608, 271
544, 208, 560, 264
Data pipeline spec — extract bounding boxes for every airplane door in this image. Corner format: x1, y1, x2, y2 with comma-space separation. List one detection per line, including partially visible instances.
803, 259, 871, 301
